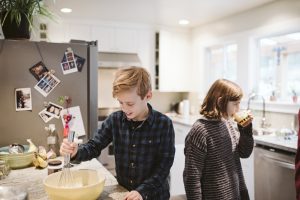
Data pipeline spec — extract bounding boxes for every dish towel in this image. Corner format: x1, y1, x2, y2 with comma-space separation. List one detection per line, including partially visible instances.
295, 108, 300, 200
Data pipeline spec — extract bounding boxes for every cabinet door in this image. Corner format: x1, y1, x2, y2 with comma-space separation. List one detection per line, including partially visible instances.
170, 144, 186, 196
114, 28, 138, 53
159, 30, 192, 92
65, 23, 91, 42
241, 153, 254, 200
92, 26, 114, 52
136, 29, 155, 84
173, 122, 191, 145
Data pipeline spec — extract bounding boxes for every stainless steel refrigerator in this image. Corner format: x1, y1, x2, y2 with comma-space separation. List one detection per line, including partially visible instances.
0, 39, 98, 147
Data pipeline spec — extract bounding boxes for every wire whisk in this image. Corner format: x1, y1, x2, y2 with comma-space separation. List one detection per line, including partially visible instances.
58, 131, 75, 188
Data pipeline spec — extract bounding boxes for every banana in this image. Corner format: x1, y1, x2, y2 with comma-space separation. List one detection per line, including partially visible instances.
37, 155, 48, 168
27, 139, 38, 152
32, 152, 48, 168
32, 152, 40, 167
38, 146, 47, 160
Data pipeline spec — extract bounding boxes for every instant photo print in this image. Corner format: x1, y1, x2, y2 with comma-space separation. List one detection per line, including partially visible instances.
15, 88, 32, 111
45, 102, 63, 119
60, 48, 78, 75
38, 108, 54, 123
29, 61, 49, 81
34, 73, 60, 97
75, 54, 85, 72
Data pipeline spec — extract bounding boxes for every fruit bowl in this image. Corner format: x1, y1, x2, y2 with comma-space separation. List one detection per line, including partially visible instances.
0, 145, 34, 169
43, 169, 105, 200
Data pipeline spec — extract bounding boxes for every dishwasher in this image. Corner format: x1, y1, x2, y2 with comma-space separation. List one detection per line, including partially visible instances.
254, 144, 296, 200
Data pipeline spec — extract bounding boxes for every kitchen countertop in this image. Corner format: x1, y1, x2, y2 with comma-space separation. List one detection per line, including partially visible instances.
0, 158, 128, 200
168, 114, 298, 153
166, 113, 200, 126
254, 134, 297, 153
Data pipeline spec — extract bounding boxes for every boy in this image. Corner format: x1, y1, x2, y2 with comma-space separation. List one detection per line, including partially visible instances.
60, 67, 175, 200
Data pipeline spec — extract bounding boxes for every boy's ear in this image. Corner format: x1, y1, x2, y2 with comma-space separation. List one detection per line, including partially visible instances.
145, 91, 152, 101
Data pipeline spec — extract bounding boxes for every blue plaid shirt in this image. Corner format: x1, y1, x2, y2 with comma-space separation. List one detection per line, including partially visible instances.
74, 104, 175, 200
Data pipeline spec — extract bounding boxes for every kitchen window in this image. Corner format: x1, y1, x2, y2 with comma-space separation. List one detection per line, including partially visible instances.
207, 44, 237, 82
256, 32, 300, 103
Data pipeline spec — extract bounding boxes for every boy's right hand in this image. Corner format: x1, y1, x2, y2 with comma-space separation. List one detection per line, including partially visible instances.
60, 138, 78, 158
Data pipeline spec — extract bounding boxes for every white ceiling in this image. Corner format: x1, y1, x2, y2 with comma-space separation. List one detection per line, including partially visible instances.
46, 0, 277, 28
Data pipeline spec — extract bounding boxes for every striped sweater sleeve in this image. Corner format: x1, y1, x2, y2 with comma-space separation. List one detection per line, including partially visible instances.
183, 126, 207, 200
237, 123, 254, 158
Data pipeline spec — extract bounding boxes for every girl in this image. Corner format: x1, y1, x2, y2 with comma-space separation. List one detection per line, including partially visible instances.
183, 79, 253, 200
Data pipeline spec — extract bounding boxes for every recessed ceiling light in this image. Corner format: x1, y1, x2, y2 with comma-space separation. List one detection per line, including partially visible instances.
60, 8, 72, 13
178, 19, 190, 25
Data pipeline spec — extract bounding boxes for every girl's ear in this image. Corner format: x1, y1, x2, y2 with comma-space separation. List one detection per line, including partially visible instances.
217, 97, 222, 107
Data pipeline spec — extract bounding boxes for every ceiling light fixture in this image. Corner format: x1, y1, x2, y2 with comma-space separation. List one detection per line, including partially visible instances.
179, 19, 190, 25
60, 8, 72, 13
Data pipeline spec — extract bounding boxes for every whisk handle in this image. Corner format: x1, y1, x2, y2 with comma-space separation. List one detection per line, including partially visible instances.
64, 131, 75, 166
67, 131, 75, 143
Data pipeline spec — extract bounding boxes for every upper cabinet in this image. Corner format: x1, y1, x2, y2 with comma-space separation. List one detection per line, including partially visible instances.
158, 29, 192, 92
91, 26, 138, 53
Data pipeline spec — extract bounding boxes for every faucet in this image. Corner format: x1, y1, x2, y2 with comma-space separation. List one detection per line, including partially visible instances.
247, 93, 270, 128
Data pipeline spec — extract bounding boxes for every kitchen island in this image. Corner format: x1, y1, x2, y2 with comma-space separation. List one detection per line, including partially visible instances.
0, 158, 128, 200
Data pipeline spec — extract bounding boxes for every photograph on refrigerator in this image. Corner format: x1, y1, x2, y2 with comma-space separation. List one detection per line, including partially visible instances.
45, 102, 63, 119
38, 108, 54, 123
60, 48, 78, 75
74, 54, 85, 72
34, 73, 60, 97
15, 88, 32, 111
29, 61, 49, 81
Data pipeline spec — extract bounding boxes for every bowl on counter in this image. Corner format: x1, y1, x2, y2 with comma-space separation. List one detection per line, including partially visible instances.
0, 145, 34, 169
43, 169, 106, 200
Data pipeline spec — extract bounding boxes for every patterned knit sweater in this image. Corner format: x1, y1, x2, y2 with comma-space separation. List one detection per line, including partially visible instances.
183, 117, 254, 200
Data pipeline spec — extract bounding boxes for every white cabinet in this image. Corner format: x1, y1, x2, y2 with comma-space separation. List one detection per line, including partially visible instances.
159, 30, 192, 92
65, 23, 92, 42
241, 152, 254, 200
173, 122, 191, 145
170, 122, 191, 196
170, 144, 186, 196
92, 26, 138, 53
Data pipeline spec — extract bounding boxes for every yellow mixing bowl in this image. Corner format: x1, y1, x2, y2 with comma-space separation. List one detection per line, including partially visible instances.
43, 169, 105, 200
0, 145, 34, 169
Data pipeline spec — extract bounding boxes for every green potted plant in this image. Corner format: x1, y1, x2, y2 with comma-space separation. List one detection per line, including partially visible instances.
0, 0, 53, 39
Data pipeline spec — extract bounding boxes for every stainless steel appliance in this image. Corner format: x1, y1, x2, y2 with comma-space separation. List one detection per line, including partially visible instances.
0, 39, 98, 146
254, 144, 296, 200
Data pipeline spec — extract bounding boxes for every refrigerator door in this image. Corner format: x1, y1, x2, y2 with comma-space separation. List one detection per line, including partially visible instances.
0, 39, 98, 147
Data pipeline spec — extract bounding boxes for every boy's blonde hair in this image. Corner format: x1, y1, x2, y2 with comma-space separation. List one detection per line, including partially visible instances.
112, 66, 152, 99
200, 79, 243, 119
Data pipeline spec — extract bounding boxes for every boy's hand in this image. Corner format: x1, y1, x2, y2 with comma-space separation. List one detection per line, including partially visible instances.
60, 138, 78, 158
124, 190, 143, 200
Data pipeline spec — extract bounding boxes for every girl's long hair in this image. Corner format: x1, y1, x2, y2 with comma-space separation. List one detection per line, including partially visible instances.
200, 79, 243, 119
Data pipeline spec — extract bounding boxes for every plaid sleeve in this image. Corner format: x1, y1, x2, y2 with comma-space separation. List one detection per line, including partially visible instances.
74, 114, 114, 162
135, 119, 175, 199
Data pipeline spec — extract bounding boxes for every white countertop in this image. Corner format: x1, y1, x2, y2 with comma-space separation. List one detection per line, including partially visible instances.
254, 134, 297, 153
168, 113, 298, 153
0, 158, 128, 200
166, 113, 200, 126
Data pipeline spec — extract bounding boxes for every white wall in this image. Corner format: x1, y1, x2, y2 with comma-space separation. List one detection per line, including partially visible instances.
98, 68, 119, 108
192, 0, 300, 96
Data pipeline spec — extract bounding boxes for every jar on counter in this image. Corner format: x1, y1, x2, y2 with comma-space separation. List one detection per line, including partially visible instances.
48, 160, 62, 175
